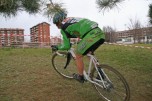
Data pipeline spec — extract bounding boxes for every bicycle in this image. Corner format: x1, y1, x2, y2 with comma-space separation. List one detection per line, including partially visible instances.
51, 43, 130, 101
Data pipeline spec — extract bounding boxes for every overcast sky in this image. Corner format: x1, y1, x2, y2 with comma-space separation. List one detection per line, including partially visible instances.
0, 0, 151, 42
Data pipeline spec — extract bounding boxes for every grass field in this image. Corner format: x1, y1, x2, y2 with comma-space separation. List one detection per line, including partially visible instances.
0, 44, 152, 101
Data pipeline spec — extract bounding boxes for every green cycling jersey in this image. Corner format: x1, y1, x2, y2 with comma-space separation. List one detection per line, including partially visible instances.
57, 17, 105, 51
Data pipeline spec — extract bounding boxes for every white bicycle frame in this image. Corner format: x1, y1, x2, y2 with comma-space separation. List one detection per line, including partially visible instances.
56, 47, 110, 89
54, 46, 129, 101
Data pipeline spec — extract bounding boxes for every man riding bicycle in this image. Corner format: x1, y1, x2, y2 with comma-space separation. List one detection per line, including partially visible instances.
52, 12, 105, 83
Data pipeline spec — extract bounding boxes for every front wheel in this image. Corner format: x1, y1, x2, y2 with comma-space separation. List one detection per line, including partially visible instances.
91, 64, 130, 101
52, 51, 77, 79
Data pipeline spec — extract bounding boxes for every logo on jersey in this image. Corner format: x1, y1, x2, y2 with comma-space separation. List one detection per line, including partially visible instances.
62, 17, 82, 24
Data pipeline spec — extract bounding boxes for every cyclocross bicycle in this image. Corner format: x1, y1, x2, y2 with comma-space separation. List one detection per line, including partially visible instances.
51, 43, 130, 101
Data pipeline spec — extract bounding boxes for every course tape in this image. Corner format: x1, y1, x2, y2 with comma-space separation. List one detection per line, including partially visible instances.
107, 43, 152, 50
0, 34, 53, 37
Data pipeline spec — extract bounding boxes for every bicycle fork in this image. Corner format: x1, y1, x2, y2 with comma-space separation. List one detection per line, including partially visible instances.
84, 54, 113, 90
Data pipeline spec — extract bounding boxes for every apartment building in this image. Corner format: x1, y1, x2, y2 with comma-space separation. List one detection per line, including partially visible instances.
0, 28, 24, 47
30, 22, 50, 45
105, 27, 152, 44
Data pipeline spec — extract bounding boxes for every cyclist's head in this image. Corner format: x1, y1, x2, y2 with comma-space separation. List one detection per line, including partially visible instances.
53, 12, 67, 25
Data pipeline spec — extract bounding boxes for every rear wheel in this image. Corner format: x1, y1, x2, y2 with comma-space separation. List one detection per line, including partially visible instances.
91, 64, 130, 101
52, 51, 77, 79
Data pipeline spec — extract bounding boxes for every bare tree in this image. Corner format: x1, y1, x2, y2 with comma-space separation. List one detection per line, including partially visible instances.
103, 26, 116, 43
127, 18, 142, 43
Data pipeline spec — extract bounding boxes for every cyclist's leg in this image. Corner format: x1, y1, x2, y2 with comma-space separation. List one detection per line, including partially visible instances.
72, 53, 85, 83
75, 54, 84, 76
74, 28, 105, 82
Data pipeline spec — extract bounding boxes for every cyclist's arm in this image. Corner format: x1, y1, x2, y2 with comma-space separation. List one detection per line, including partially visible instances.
57, 29, 71, 50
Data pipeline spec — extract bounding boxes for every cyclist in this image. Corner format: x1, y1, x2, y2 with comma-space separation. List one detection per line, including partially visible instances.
52, 12, 105, 83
